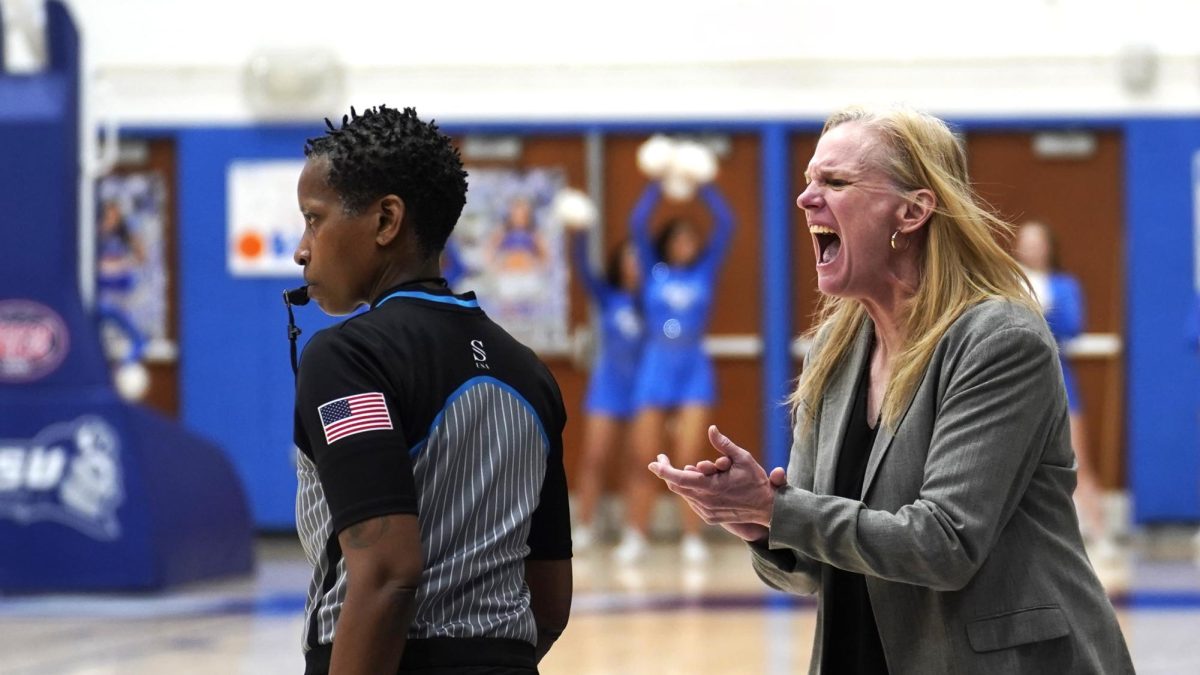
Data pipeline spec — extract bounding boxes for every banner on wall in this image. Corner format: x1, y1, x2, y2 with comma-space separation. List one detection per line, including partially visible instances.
227, 160, 306, 277
447, 167, 569, 354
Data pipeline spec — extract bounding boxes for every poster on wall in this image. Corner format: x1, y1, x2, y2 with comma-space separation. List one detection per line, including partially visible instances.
447, 167, 569, 354
227, 160, 305, 277
95, 173, 169, 363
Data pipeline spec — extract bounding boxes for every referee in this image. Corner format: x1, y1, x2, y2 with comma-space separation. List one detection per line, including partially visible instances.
290, 106, 572, 675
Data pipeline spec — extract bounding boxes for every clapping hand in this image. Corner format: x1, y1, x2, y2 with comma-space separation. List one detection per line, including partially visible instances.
648, 425, 787, 542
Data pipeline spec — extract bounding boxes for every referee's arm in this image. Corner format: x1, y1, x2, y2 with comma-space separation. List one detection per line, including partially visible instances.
296, 330, 423, 674
525, 559, 572, 662
332, 514, 423, 675
525, 413, 574, 663
308, 436, 423, 675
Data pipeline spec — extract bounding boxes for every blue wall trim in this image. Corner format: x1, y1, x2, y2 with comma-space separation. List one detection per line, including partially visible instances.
760, 124, 793, 473
123, 114, 1184, 141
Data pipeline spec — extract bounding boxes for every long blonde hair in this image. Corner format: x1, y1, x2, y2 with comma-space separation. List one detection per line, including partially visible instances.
790, 106, 1036, 429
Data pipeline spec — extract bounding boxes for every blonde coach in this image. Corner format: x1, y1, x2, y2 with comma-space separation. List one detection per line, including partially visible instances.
649, 107, 1132, 674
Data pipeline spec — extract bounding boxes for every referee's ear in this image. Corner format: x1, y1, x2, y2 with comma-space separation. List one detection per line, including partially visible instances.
375, 194, 407, 248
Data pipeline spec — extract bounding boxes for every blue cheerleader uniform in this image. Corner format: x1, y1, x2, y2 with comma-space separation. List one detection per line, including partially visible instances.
629, 183, 734, 409
572, 235, 643, 418
1044, 273, 1084, 413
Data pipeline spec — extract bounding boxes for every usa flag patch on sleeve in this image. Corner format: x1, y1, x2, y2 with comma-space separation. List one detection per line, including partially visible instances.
318, 393, 393, 444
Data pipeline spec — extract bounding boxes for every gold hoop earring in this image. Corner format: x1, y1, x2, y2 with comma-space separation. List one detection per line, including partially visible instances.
890, 230, 909, 252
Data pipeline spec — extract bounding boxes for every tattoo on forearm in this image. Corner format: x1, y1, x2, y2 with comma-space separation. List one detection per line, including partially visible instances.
345, 516, 390, 549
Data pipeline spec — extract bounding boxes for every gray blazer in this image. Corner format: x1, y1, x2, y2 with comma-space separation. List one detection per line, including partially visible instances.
752, 299, 1133, 674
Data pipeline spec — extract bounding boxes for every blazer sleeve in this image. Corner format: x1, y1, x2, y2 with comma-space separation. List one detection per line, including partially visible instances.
765, 325, 1061, 592
749, 417, 822, 596
747, 341, 824, 596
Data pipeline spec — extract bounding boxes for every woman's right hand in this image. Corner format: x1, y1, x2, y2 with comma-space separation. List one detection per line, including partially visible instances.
677, 438, 789, 544
716, 466, 786, 543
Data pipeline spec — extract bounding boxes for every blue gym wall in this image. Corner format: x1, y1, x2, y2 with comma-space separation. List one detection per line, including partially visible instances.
174, 127, 343, 528
1125, 119, 1200, 522
148, 116, 1200, 529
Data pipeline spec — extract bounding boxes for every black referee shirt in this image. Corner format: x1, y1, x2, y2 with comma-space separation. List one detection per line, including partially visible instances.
292, 280, 571, 671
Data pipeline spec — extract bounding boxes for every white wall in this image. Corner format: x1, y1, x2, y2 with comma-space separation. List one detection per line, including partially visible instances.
53, 0, 1200, 124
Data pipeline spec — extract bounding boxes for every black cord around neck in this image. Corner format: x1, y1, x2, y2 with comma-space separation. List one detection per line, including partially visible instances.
284, 290, 302, 378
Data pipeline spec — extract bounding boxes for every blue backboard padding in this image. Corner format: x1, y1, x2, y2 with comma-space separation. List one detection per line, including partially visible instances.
0, 2, 254, 590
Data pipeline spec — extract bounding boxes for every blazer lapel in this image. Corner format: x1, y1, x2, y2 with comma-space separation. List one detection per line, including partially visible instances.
861, 359, 922, 499
814, 319, 873, 495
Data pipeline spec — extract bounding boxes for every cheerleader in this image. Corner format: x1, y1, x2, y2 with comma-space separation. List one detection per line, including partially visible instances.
564, 213, 644, 550
616, 138, 733, 563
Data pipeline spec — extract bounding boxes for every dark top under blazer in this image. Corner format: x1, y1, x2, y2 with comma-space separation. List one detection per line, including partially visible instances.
823, 344, 888, 674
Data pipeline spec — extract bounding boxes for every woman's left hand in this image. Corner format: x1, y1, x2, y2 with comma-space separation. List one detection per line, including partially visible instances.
648, 425, 785, 527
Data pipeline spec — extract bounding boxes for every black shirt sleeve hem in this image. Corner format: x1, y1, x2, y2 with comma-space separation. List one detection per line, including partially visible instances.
330, 498, 419, 535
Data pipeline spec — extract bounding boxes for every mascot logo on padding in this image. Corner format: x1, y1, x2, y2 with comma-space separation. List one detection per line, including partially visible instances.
0, 416, 124, 540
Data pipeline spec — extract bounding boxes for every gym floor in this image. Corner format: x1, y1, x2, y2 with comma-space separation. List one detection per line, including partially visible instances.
2, 530, 1198, 674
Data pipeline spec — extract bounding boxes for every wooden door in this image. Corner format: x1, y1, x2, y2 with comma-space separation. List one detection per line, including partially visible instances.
457, 132, 769, 496
791, 134, 822, 338
967, 131, 1126, 488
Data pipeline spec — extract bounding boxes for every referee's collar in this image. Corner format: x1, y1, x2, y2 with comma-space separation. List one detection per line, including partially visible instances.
371, 279, 481, 310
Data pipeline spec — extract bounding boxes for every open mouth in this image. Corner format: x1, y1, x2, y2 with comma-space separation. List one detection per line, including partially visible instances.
810, 226, 841, 265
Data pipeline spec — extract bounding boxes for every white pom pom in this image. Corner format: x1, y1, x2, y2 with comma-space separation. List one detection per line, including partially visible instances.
552, 188, 598, 230
637, 134, 676, 179
671, 140, 718, 184
115, 362, 150, 402
661, 173, 697, 202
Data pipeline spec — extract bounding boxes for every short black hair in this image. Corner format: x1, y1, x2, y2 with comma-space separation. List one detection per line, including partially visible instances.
304, 105, 467, 257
